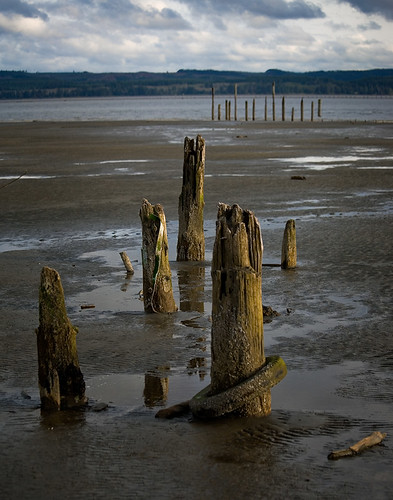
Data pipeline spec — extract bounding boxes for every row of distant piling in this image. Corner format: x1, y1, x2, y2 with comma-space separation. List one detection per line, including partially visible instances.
36, 134, 294, 418
211, 82, 322, 122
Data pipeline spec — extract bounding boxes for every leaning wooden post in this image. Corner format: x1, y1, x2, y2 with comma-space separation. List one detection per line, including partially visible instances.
190, 204, 287, 418
177, 135, 205, 261
119, 251, 134, 274
211, 87, 215, 120
36, 266, 86, 411
272, 82, 276, 121
281, 219, 297, 269
140, 199, 177, 313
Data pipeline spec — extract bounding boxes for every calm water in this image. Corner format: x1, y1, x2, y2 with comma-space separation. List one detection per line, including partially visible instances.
0, 95, 392, 122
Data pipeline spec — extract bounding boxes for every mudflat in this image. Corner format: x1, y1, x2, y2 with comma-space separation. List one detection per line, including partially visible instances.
1, 119, 392, 499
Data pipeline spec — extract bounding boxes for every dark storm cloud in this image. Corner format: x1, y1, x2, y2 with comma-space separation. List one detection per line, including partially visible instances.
0, 0, 48, 20
340, 0, 393, 20
179, 0, 325, 20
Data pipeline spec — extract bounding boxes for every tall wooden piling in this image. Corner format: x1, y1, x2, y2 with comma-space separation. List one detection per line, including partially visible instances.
291, 107, 295, 121
311, 101, 314, 122
282, 96, 285, 121
177, 135, 205, 261
300, 98, 304, 122
245, 101, 248, 121
36, 266, 86, 411
140, 199, 177, 313
210, 203, 270, 416
252, 98, 256, 121
234, 84, 238, 121
264, 96, 267, 121
272, 82, 276, 121
318, 98, 322, 118
211, 87, 215, 120
218, 104, 221, 120
281, 219, 297, 269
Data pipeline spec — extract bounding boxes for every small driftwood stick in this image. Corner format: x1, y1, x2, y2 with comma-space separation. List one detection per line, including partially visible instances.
328, 431, 387, 460
0, 171, 27, 190
119, 251, 134, 274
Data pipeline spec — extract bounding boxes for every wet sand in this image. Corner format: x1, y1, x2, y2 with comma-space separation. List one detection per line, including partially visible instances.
0, 120, 392, 498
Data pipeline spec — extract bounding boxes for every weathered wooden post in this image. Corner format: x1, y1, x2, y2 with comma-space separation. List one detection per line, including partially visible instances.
311, 101, 314, 122
282, 96, 285, 121
300, 98, 304, 122
211, 87, 215, 120
252, 98, 256, 121
291, 107, 295, 121
281, 219, 297, 269
272, 82, 276, 121
225, 100, 228, 120
264, 96, 268, 121
228, 100, 231, 121
190, 204, 287, 418
318, 98, 322, 118
234, 84, 238, 121
245, 101, 248, 121
140, 198, 177, 313
119, 251, 134, 274
36, 266, 86, 411
218, 103, 221, 120
177, 135, 205, 261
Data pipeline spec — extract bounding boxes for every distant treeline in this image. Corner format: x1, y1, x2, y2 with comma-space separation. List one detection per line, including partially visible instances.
1, 68, 393, 99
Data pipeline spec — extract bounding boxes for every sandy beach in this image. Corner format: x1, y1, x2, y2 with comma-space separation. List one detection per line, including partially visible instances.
0, 119, 392, 498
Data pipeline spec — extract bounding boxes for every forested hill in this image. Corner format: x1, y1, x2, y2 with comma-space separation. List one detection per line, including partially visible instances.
1, 68, 393, 99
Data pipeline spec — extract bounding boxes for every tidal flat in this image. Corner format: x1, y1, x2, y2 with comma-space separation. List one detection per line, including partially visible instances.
0, 120, 392, 499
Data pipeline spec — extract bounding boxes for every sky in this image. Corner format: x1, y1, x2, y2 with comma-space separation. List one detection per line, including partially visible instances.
0, 0, 392, 73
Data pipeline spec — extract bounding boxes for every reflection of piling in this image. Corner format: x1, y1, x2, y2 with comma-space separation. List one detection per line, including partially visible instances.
190, 204, 287, 418
36, 267, 86, 411
177, 135, 205, 261
144, 374, 169, 407
281, 219, 297, 269
178, 265, 205, 313
140, 198, 177, 313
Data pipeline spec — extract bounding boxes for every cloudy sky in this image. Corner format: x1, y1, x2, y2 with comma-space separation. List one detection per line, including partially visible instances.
0, 0, 392, 73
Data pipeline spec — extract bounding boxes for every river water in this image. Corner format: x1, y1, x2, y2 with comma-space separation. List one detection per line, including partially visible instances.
0, 95, 392, 122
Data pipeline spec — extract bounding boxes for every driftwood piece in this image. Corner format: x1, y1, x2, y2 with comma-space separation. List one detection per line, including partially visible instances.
119, 251, 134, 274
36, 266, 86, 411
210, 203, 270, 416
281, 219, 297, 269
328, 431, 387, 460
177, 135, 205, 261
139, 198, 177, 313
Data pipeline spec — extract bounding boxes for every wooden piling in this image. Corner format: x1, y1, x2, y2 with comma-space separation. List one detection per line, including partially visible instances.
311, 101, 314, 122
211, 87, 215, 120
281, 219, 297, 269
272, 82, 276, 121
225, 100, 228, 120
210, 203, 270, 416
282, 96, 285, 121
36, 266, 86, 411
300, 98, 304, 122
245, 101, 248, 121
234, 84, 238, 121
252, 98, 255, 121
140, 199, 177, 313
318, 98, 322, 118
177, 135, 205, 261
264, 96, 267, 121
291, 107, 295, 121
218, 104, 221, 120
228, 100, 231, 121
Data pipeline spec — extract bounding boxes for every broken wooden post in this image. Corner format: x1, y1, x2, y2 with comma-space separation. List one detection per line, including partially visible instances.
177, 135, 205, 261
36, 266, 86, 411
119, 251, 134, 274
190, 203, 286, 418
140, 198, 177, 313
281, 219, 297, 269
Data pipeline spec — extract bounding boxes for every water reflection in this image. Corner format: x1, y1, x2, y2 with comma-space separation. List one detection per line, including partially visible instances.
178, 264, 205, 313
144, 374, 169, 408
